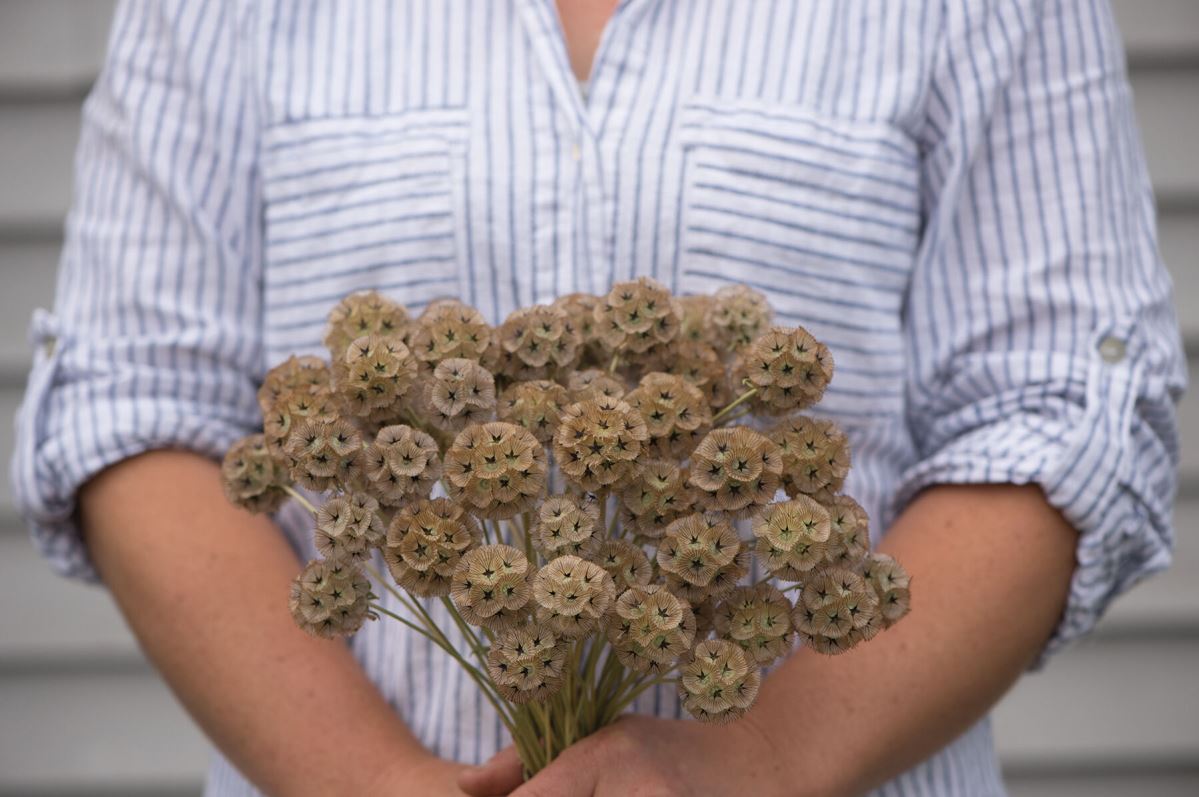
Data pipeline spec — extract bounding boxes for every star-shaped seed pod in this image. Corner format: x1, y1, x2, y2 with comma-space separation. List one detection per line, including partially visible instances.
688, 427, 783, 515
332, 334, 419, 423
606, 585, 696, 672
289, 559, 376, 639
221, 433, 290, 514
857, 552, 911, 629
263, 387, 337, 455
443, 422, 547, 520
552, 292, 605, 368
451, 544, 534, 631
566, 368, 627, 403
594, 539, 653, 591
532, 555, 616, 638
593, 276, 682, 354
704, 284, 773, 352
486, 622, 567, 704
739, 327, 833, 414
553, 396, 649, 492
713, 584, 795, 666
417, 358, 496, 433
315, 493, 386, 563
498, 380, 571, 444
323, 290, 411, 362
678, 294, 714, 342
659, 338, 732, 409
656, 513, 742, 593
257, 355, 330, 414
409, 299, 491, 365
792, 567, 881, 655
497, 304, 582, 376
362, 424, 442, 507
773, 415, 850, 503
618, 460, 696, 541
625, 372, 713, 459
283, 416, 364, 492
678, 639, 761, 724
823, 494, 870, 567
384, 497, 482, 597
751, 496, 833, 582
533, 495, 601, 559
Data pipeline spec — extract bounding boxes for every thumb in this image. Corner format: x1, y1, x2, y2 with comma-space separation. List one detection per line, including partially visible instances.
458, 746, 525, 796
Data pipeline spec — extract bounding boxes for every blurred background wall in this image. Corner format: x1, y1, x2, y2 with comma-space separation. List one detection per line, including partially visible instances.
0, 1, 1196, 795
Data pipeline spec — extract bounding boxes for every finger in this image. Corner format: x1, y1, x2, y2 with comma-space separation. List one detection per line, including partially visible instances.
458, 746, 524, 796
509, 757, 598, 797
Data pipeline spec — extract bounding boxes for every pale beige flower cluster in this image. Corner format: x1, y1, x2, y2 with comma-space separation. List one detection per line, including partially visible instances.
222, 279, 912, 740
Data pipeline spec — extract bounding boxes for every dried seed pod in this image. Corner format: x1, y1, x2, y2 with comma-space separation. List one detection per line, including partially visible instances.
739, 327, 833, 414
691, 596, 719, 641
714, 584, 794, 666
221, 433, 289, 514
552, 292, 605, 367
751, 496, 832, 582
418, 358, 496, 432
792, 567, 880, 655
443, 422, 547, 519
858, 552, 911, 629
824, 494, 870, 567
384, 497, 482, 597
362, 425, 442, 507
594, 539, 653, 591
498, 380, 571, 443
323, 290, 411, 362
656, 513, 741, 591
410, 299, 491, 365
532, 555, 616, 638
625, 371, 713, 458
533, 495, 601, 560
450, 544, 534, 631
332, 334, 418, 422
497, 304, 582, 375
264, 387, 337, 455
315, 493, 386, 563
705, 284, 772, 351
283, 416, 364, 492
593, 277, 682, 354
773, 415, 850, 502
552, 396, 649, 492
617, 460, 696, 541
288, 559, 376, 639
257, 355, 330, 414
679, 639, 761, 724
606, 584, 696, 672
566, 368, 627, 403
688, 427, 783, 515
486, 622, 566, 704
678, 294, 714, 342
661, 338, 732, 409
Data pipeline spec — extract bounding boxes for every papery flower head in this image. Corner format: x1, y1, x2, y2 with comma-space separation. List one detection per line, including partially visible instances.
607, 584, 696, 672
323, 290, 411, 362
660, 339, 732, 409
688, 427, 782, 515
257, 355, 330, 414
264, 387, 337, 455
533, 495, 601, 559
858, 552, 911, 629
410, 299, 491, 365
792, 567, 880, 655
625, 372, 712, 458
618, 460, 696, 541
552, 292, 605, 366
444, 422, 547, 519
678, 294, 714, 342
714, 584, 794, 666
593, 277, 682, 354
823, 494, 870, 567
751, 496, 832, 582
678, 639, 761, 724
656, 513, 742, 593
384, 497, 481, 597
566, 368, 627, 403
773, 415, 850, 502
705, 284, 772, 351
332, 334, 418, 423
362, 424, 442, 507
451, 544, 534, 630
532, 555, 616, 637
222, 434, 289, 514
486, 622, 566, 704
497, 304, 582, 375
283, 416, 363, 492
498, 380, 571, 444
289, 559, 376, 639
553, 396, 649, 492
315, 493, 386, 562
594, 539, 653, 591
417, 357, 497, 432
739, 327, 833, 414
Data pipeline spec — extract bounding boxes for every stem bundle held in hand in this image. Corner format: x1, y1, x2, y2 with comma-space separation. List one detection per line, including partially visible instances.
221, 278, 912, 776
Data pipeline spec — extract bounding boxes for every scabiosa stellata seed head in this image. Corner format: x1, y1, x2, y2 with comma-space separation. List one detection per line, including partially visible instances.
288, 559, 376, 639
332, 334, 418, 423
593, 276, 682, 354
497, 304, 582, 375
566, 368, 627, 403
222, 433, 289, 514
497, 379, 571, 444
323, 290, 411, 362
552, 396, 649, 492
705, 284, 773, 352
315, 493, 386, 563
533, 495, 601, 560
751, 496, 833, 582
283, 416, 363, 493
594, 539, 653, 592
607, 584, 696, 672
417, 357, 496, 433
823, 494, 870, 567
625, 372, 713, 459
258, 355, 330, 414
792, 567, 880, 655
451, 544, 534, 631
713, 584, 795, 666
739, 326, 833, 414
362, 424, 441, 507
443, 422, 547, 519
678, 639, 761, 724
617, 460, 696, 541
532, 555, 616, 638
486, 622, 566, 704
858, 552, 911, 629
773, 415, 850, 502
410, 299, 491, 365
688, 427, 783, 516
384, 497, 482, 597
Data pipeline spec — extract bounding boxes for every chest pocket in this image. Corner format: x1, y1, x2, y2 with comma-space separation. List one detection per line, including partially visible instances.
676, 98, 920, 423
259, 109, 469, 362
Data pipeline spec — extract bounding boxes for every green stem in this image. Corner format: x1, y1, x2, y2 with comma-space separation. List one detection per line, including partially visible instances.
711, 386, 758, 425
607, 352, 621, 374
281, 484, 319, 516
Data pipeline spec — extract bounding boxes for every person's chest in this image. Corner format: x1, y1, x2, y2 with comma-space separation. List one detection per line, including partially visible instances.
253, 0, 936, 428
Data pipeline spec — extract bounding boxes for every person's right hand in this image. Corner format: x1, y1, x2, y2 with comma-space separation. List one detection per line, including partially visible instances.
373, 754, 473, 796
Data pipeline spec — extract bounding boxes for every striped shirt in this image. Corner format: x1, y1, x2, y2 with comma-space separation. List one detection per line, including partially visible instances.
11, 0, 1186, 794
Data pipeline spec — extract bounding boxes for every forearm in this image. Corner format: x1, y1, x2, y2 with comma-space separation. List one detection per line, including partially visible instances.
749, 483, 1078, 797
79, 450, 429, 797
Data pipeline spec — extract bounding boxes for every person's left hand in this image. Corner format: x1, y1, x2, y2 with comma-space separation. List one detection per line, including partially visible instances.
456, 714, 797, 797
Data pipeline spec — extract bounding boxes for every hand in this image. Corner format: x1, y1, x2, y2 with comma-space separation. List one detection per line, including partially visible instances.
457, 714, 800, 797
372, 754, 472, 796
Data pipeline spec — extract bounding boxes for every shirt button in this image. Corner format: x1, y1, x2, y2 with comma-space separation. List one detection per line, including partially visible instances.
1098, 336, 1126, 364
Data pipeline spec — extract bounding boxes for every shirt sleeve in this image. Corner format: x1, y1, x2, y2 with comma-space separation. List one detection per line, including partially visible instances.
896, 0, 1187, 660
9, 0, 264, 581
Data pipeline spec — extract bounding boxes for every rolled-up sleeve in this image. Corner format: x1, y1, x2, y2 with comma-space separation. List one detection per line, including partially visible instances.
896, 0, 1187, 658
10, 0, 263, 581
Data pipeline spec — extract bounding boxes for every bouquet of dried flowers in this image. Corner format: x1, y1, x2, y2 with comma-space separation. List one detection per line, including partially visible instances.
221, 278, 911, 775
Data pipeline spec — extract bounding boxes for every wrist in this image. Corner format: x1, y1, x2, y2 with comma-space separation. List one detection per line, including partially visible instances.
738, 699, 846, 797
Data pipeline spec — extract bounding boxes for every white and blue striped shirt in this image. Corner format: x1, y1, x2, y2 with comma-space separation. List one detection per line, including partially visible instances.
12, 1, 1186, 794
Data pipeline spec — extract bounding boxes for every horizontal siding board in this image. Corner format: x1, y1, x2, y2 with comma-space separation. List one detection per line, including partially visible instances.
1160, 209, 1199, 345
1006, 769, 1199, 797
0, 240, 58, 378
1130, 69, 1199, 202
0, 1, 115, 96
1112, 0, 1199, 63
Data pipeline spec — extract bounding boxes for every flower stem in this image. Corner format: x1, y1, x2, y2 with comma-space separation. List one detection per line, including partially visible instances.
711, 386, 758, 425
281, 484, 319, 516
